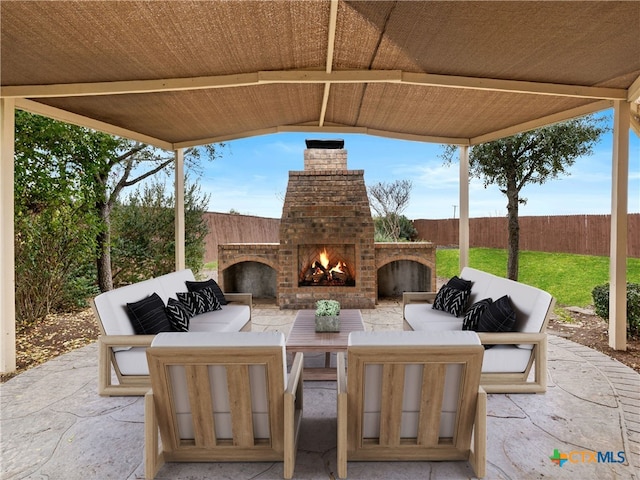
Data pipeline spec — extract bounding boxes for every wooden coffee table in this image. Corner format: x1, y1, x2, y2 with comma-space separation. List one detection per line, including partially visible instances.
286, 309, 364, 381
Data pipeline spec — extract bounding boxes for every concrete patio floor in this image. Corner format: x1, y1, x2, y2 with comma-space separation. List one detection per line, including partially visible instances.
1, 301, 639, 479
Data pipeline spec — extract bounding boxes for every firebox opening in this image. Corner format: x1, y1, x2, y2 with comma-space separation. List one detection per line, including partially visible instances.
298, 244, 356, 287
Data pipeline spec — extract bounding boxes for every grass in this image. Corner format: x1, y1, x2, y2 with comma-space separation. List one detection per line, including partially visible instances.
204, 261, 218, 270
436, 247, 640, 307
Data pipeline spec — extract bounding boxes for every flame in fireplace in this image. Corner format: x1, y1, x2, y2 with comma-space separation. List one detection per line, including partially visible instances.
318, 248, 345, 275
301, 245, 354, 287
319, 248, 330, 269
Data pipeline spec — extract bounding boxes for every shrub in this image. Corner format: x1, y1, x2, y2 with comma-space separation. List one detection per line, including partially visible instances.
591, 283, 640, 336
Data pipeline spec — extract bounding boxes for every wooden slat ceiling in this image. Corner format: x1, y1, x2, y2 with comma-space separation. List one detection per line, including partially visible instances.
2, 1, 639, 149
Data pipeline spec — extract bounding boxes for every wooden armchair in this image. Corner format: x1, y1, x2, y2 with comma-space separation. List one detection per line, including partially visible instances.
337, 331, 486, 479
144, 332, 303, 479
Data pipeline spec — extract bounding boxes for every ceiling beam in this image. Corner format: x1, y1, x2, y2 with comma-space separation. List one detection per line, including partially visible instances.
2, 73, 261, 99
15, 99, 173, 150
401, 72, 627, 100
2, 70, 627, 101
319, 0, 339, 127
173, 123, 468, 149
470, 100, 612, 145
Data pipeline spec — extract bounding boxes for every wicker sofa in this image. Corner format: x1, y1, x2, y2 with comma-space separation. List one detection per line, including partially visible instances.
91, 269, 251, 396
403, 267, 555, 393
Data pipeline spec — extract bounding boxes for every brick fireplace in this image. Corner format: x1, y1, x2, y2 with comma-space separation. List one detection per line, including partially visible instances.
217, 140, 436, 309
278, 140, 376, 309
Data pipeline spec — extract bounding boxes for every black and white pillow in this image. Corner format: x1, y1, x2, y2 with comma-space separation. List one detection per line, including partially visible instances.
446, 276, 473, 292
186, 279, 227, 305
432, 285, 471, 317
126, 293, 173, 335
177, 286, 221, 317
462, 298, 493, 331
165, 298, 191, 332
476, 295, 516, 333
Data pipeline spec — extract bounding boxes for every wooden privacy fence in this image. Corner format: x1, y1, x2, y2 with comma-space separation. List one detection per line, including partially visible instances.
203, 212, 279, 263
413, 214, 640, 258
204, 213, 640, 261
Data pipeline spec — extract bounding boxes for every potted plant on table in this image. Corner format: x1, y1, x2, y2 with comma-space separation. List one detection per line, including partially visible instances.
315, 299, 341, 332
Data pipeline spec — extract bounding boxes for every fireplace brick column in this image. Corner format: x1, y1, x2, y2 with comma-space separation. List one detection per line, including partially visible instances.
278, 144, 376, 309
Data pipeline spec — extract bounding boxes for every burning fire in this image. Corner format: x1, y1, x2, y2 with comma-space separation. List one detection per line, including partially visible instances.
316, 247, 346, 277
318, 248, 345, 274
300, 245, 354, 287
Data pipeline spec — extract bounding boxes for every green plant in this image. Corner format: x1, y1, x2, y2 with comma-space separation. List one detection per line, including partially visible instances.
592, 283, 640, 335
315, 300, 340, 317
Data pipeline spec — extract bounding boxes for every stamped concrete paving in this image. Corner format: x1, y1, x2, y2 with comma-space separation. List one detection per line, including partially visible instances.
1, 301, 638, 479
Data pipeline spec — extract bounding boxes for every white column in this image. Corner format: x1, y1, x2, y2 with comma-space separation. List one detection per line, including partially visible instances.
459, 145, 470, 271
0, 99, 16, 373
175, 148, 186, 271
609, 101, 630, 351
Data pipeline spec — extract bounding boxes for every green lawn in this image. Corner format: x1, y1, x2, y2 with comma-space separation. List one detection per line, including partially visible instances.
436, 248, 640, 307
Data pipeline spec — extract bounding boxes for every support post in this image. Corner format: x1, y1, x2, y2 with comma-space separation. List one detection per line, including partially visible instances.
0, 99, 16, 373
609, 101, 629, 350
459, 145, 470, 271
175, 148, 185, 271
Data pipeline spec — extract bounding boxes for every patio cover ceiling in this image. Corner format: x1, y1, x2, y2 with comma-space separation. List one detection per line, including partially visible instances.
2, 1, 640, 150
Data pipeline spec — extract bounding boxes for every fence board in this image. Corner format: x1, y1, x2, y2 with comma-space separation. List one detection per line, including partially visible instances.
203, 212, 280, 262
204, 213, 639, 261
413, 214, 640, 258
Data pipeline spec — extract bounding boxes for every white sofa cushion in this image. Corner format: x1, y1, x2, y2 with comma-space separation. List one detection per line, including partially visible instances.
404, 303, 463, 330
349, 331, 480, 439
481, 345, 532, 373
188, 304, 251, 332
151, 332, 286, 440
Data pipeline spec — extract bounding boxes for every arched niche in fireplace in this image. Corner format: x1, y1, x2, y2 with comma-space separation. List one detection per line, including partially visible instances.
222, 261, 277, 299
377, 260, 432, 298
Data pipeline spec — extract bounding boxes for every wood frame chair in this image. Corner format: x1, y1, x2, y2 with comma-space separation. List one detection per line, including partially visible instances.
144, 332, 303, 479
337, 331, 486, 479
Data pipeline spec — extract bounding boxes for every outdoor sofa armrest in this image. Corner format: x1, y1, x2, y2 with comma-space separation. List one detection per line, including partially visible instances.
223, 292, 252, 306
98, 334, 155, 396
99, 334, 156, 349
476, 332, 546, 346
402, 291, 437, 306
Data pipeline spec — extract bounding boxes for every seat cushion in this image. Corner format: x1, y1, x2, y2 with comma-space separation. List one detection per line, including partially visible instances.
481, 345, 532, 373
188, 304, 250, 332
404, 303, 463, 331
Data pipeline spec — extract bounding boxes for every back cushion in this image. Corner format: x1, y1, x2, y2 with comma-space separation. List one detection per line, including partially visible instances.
349, 331, 481, 440
93, 277, 164, 336
151, 332, 287, 440
156, 269, 196, 302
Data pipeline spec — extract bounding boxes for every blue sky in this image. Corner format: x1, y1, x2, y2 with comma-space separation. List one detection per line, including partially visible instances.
196, 109, 639, 220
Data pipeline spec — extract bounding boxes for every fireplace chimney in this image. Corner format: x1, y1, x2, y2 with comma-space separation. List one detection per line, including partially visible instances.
304, 139, 347, 171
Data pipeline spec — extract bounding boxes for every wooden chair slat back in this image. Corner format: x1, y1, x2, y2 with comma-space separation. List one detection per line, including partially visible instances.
147, 346, 286, 455
347, 345, 483, 453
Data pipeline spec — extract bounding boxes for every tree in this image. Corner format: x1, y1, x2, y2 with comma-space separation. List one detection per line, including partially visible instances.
15, 111, 219, 293
368, 180, 413, 241
110, 179, 210, 286
442, 115, 607, 280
